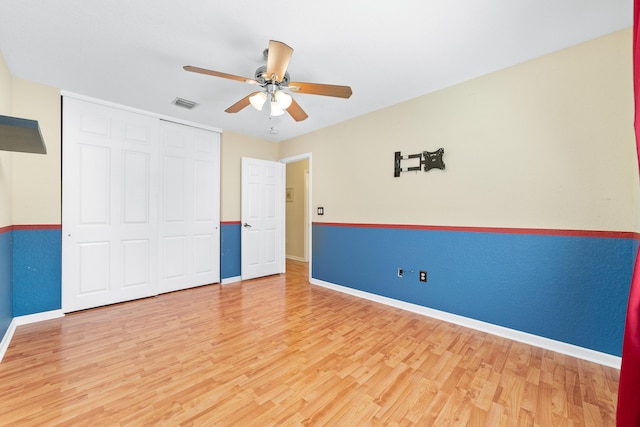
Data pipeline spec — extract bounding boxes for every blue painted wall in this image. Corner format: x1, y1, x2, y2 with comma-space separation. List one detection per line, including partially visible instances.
0, 230, 12, 339
4, 221, 633, 357
312, 223, 637, 356
12, 228, 61, 316
221, 222, 241, 279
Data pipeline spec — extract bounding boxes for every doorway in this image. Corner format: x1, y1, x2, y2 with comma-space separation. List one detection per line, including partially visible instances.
281, 153, 312, 280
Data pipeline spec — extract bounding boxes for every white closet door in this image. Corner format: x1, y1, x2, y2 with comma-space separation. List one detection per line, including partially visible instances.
62, 98, 159, 312
159, 121, 220, 293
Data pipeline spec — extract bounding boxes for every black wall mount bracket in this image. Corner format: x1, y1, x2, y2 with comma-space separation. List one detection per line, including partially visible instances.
394, 148, 445, 177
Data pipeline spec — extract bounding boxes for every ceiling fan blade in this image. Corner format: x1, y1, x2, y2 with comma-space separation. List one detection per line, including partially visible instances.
286, 98, 308, 122
225, 92, 261, 113
184, 65, 257, 84
288, 82, 352, 99
266, 40, 293, 82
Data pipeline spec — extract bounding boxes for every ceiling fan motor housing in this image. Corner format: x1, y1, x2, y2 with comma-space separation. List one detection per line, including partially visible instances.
254, 65, 290, 87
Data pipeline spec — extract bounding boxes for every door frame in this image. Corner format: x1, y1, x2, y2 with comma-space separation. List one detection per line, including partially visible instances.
280, 152, 312, 282
304, 169, 309, 262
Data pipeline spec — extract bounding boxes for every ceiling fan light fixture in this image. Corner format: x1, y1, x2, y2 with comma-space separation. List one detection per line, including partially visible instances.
274, 91, 292, 109
249, 92, 267, 111
270, 99, 285, 116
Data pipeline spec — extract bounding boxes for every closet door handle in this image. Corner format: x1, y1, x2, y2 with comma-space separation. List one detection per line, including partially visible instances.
243, 223, 252, 228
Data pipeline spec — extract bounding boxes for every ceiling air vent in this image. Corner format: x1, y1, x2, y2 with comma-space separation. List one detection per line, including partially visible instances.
172, 97, 199, 110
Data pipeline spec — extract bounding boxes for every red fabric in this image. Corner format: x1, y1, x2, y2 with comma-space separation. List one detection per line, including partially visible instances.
617, 2, 640, 425
636, 0, 640, 168
618, 254, 640, 426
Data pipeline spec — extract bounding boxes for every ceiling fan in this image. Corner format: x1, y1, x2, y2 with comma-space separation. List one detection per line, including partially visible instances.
184, 40, 352, 122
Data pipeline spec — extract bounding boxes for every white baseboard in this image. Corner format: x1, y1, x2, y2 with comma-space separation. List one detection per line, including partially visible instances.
0, 310, 65, 363
0, 318, 17, 363
286, 255, 307, 262
14, 309, 64, 326
310, 278, 621, 369
221, 276, 241, 285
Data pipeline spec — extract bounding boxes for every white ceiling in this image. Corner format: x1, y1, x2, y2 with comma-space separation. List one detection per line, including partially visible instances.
0, 0, 632, 142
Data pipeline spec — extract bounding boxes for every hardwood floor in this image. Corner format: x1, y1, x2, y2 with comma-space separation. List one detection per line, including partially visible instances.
0, 260, 619, 426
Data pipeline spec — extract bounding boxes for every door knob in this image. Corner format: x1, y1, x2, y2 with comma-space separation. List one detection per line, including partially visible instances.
243, 223, 252, 228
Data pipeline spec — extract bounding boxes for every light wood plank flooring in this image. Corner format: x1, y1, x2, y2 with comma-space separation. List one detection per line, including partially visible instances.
0, 260, 619, 426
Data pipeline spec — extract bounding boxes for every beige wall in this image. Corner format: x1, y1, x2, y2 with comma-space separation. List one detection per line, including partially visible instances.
0, 51, 61, 227
220, 131, 279, 221
2, 29, 638, 233
0, 52, 12, 228
280, 29, 638, 232
286, 159, 308, 259
10, 78, 61, 225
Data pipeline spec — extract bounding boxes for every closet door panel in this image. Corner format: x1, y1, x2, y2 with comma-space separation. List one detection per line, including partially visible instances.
62, 97, 159, 312
159, 121, 220, 293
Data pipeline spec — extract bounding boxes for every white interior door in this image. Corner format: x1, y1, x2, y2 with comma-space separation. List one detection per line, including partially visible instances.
159, 121, 220, 293
241, 157, 285, 280
62, 97, 159, 312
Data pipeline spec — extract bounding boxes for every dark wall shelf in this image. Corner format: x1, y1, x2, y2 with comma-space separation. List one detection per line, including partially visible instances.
0, 114, 47, 154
